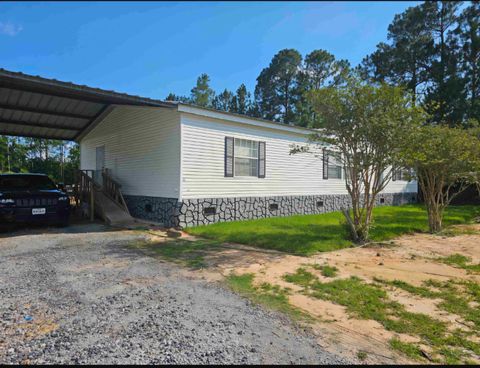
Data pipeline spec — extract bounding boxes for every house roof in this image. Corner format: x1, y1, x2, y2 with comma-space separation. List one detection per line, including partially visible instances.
0, 68, 314, 141
0, 68, 174, 141
175, 103, 314, 136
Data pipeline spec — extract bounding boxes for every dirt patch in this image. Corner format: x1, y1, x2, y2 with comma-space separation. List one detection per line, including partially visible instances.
183, 224, 480, 364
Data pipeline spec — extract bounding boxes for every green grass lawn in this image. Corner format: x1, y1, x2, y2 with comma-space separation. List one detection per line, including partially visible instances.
186, 204, 480, 255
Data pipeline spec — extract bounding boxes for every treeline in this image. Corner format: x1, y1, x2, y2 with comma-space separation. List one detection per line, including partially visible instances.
168, 1, 479, 128
0, 137, 79, 184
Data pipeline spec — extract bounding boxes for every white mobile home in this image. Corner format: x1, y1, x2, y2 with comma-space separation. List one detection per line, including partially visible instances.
79, 103, 417, 227
0, 68, 416, 228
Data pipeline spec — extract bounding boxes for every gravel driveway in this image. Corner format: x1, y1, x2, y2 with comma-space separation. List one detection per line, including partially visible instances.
0, 224, 346, 364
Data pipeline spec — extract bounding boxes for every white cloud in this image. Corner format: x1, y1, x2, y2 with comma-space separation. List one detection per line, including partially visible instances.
0, 21, 23, 36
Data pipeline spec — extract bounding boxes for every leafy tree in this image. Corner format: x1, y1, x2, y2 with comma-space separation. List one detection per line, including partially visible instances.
400, 125, 480, 233
190, 73, 215, 107
64, 143, 80, 184
0, 137, 28, 173
0, 136, 79, 184
292, 76, 426, 242
0, 136, 9, 172
254, 49, 302, 123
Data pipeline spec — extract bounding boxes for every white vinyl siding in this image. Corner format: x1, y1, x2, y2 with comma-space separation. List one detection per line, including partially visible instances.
179, 112, 417, 199
80, 106, 181, 198
80, 104, 417, 202
181, 113, 335, 199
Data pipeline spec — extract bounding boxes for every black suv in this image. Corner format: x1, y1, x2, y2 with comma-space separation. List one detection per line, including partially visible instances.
0, 173, 70, 227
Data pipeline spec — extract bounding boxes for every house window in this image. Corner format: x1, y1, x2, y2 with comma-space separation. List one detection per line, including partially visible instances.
327, 151, 343, 179
393, 168, 411, 181
234, 138, 258, 177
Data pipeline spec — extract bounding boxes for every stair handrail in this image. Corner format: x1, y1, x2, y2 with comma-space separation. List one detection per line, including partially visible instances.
101, 168, 130, 215
75, 169, 98, 221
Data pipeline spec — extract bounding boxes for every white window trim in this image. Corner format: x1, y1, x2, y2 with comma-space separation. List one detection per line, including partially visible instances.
234, 138, 259, 177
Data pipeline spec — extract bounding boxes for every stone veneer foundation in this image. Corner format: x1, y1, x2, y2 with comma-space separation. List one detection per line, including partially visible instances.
124, 192, 417, 229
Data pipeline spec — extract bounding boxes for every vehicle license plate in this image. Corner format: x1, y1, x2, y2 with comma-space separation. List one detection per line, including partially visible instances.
32, 208, 46, 215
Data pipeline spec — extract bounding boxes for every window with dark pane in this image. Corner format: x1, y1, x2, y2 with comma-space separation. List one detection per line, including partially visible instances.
327, 151, 342, 179
234, 138, 258, 177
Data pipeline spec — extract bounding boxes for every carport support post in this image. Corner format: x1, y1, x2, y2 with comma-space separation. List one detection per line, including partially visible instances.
90, 185, 94, 222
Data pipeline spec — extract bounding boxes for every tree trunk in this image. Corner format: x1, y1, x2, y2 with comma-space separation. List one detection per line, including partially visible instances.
342, 208, 360, 243
426, 203, 443, 233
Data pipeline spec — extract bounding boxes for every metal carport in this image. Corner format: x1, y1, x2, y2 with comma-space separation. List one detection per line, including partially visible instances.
0, 68, 174, 141
0, 68, 177, 223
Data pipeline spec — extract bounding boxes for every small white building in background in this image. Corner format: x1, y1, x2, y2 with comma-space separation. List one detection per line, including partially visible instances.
79, 103, 417, 227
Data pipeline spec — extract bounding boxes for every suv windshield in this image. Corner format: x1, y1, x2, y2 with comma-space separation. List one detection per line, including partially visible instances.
0, 175, 57, 191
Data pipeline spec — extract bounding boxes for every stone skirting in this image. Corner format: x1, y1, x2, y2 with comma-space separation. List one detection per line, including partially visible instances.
124, 192, 417, 229
124, 195, 179, 227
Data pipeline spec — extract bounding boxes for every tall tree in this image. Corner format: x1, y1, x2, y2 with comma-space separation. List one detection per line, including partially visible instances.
454, 3, 480, 121
297, 50, 350, 127
423, 1, 464, 125
360, 4, 434, 105
254, 49, 302, 123
230, 84, 252, 115
190, 73, 215, 107
302, 50, 350, 89
212, 89, 234, 111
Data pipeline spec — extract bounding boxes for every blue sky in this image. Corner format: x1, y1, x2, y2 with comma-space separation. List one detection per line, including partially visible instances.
1, 1, 420, 99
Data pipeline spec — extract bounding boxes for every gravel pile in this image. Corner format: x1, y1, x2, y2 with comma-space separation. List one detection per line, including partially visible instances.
0, 225, 347, 364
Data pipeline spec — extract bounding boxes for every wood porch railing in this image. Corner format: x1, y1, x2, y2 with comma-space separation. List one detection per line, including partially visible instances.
101, 168, 130, 215
74, 168, 130, 221
75, 169, 98, 222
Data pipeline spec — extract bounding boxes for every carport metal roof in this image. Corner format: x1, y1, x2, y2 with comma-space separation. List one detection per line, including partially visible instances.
0, 68, 174, 141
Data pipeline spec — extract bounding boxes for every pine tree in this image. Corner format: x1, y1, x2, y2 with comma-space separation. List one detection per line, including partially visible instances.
454, 2, 480, 121
422, 1, 464, 125
190, 73, 215, 107
296, 50, 350, 127
254, 49, 302, 123
165, 92, 190, 103
212, 89, 234, 111
359, 4, 434, 105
